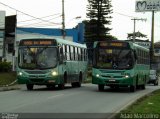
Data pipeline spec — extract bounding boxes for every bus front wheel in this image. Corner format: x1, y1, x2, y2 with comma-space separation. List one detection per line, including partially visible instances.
26, 84, 34, 90
46, 84, 55, 89
130, 85, 136, 92
154, 80, 158, 86
77, 73, 82, 87
58, 84, 65, 90
98, 84, 104, 91
141, 84, 146, 90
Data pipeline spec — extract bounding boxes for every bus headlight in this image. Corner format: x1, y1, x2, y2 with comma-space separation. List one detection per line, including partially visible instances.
51, 71, 58, 76
96, 74, 100, 77
125, 75, 129, 78
18, 72, 23, 76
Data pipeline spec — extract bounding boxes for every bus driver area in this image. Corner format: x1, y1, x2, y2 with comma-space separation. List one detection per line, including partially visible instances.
96, 49, 133, 69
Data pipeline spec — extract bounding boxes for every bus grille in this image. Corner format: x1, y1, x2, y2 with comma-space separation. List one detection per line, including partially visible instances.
26, 70, 46, 74
29, 75, 45, 78
105, 80, 119, 83
101, 75, 123, 78
100, 70, 124, 74
30, 79, 44, 82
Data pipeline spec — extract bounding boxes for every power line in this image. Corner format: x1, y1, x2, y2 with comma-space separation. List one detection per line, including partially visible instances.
131, 18, 147, 42
0, 1, 61, 25
114, 11, 135, 18
17, 18, 61, 27
18, 23, 60, 28
18, 14, 61, 23
17, 15, 62, 27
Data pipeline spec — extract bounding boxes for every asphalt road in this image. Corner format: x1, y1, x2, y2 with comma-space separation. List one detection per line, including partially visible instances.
0, 83, 160, 119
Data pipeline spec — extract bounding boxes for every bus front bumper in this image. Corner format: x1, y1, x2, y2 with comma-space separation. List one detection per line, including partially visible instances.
17, 75, 61, 85
92, 75, 134, 87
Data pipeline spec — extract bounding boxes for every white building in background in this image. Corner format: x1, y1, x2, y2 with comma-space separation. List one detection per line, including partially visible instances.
0, 11, 5, 60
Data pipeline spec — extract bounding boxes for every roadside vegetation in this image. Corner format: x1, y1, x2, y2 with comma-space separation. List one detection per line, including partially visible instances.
84, 65, 92, 83
0, 61, 17, 86
0, 72, 17, 86
115, 89, 160, 118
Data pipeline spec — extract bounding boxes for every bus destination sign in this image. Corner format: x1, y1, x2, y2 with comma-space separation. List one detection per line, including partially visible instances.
20, 39, 57, 46
99, 42, 127, 47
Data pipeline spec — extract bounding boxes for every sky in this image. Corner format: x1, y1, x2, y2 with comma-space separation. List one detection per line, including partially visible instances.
0, 0, 160, 42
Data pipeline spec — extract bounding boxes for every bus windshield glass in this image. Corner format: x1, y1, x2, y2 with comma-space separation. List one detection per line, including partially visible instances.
93, 48, 135, 69
18, 47, 57, 69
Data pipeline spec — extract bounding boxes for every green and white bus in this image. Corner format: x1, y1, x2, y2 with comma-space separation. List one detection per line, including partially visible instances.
92, 40, 150, 92
17, 38, 88, 90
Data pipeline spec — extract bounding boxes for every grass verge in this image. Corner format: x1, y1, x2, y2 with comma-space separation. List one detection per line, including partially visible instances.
84, 69, 92, 83
0, 72, 17, 86
115, 89, 160, 118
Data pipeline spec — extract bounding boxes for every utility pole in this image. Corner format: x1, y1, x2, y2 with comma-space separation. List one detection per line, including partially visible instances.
150, 10, 155, 69
131, 18, 147, 42
62, 0, 65, 39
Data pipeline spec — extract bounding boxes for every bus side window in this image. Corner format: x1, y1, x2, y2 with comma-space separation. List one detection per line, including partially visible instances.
84, 49, 87, 61
70, 46, 73, 60
134, 50, 138, 61
73, 47, 75, 61
60, 47, 63, 54
78, 48, 81, 61
82, 49, 84, 61
63, 45, 66, 60
81, 49, 83, 61
66, 45, 70, 60
75, 47, 78, 61
77, 47, 79, 61
59, 46, 63, 64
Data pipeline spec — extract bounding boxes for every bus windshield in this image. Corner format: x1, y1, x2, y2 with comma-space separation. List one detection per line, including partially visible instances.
93, 48, 135, 70
18, 47, 57, 69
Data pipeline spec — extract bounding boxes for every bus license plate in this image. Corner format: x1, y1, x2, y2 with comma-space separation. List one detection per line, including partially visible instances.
109, 79, 115, 82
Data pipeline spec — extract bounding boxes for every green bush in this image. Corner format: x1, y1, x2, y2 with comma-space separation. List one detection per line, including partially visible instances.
0, 61, 12, 72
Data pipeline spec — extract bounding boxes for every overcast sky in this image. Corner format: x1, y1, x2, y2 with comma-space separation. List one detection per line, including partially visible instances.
0, 0, 160, 42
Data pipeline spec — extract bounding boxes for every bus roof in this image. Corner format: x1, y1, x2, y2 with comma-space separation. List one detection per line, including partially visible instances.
128, 41, 149, 52
55, 38, 86, 48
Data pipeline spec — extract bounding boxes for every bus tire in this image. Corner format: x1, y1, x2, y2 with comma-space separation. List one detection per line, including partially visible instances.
141, 77, 146, 90
64, 72, 67, 83
141, 84, 145, 90
98, 84, 104, 91
77, 72, 82, 87
58, 84, 65, 90
110, 86, 114, 89
154, 80, 158, 86
71, 82, 77, 88
130, 85, 136, 92
46, 84, 55, 89
58, 73, 66, 89
26, 84, 34, 90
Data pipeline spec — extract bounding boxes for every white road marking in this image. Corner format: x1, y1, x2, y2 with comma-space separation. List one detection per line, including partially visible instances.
47, 94, 64, 99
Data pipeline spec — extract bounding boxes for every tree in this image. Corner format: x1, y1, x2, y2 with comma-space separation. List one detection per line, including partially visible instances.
84, 0, 114, 64
85, 0, 113, 43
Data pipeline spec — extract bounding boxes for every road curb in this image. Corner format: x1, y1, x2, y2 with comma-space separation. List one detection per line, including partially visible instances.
0, 79, 20, 91
0, 84, 20, 91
